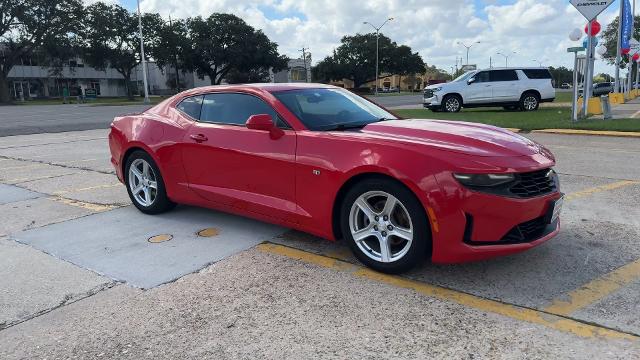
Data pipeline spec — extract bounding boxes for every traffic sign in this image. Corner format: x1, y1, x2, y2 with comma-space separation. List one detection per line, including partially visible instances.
570, 0, 615, 21
567, 47, 586, 53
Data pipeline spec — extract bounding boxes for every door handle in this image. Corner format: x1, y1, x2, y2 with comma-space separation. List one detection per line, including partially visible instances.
190, 134, 208, 143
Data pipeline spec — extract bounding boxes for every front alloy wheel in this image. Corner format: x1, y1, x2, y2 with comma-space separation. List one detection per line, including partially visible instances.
349, 191, 414, 263
443, 95, 462, 112
340, 178, 430, 273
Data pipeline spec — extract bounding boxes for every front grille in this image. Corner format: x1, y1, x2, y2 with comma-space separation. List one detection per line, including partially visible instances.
463, 214, 556, 245
508, 169, 557, 198
423, 89, 434, 98
501, 216, 550, 243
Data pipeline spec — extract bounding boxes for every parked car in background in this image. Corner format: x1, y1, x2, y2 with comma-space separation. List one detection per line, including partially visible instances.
423, 68, 556, 112
560, 83, 572, 89
592, 82, 614, 97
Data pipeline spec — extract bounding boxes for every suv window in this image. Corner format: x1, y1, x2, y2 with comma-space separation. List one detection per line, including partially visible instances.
490, 70, 519, 82
176, 95, 203, 119
199, 93, 289, 128
473, 71, 490, 83
522, 69, 552, 79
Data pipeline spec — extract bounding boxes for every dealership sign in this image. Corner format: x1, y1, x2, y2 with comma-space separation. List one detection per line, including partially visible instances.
570, 0, 615, 21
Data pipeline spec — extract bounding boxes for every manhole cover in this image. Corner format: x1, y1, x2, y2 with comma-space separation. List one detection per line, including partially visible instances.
148, 234, 173, 243
197, 228, 220, 237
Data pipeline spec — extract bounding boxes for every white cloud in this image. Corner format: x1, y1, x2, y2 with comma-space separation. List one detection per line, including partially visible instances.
137, 0, 625, 75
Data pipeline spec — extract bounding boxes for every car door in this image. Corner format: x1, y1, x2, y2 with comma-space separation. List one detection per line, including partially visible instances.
465, 71, 492, 103
490, 69, 520, 102
180, 92, 298, 222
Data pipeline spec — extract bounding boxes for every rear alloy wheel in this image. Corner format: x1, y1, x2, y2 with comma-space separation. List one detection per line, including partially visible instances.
341, 178, 430, 273
442, 95, 462, 113
125, 151, 175, 214
520, 93, 539, 111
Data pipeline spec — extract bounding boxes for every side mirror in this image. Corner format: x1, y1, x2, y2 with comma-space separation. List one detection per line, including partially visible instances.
467, 78, 476, 85
245, 114, 284, 139
246, 114, 275, 131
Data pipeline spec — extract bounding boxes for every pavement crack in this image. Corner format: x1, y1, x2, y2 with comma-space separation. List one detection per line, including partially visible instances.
0, 154, 114, 175
0, 281, 120, 332
0, 137, 105, 150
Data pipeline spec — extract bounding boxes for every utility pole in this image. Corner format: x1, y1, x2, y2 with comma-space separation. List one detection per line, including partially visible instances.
136, 0, 150, 103
300, 47, 310, 83
364, 18, 394, 95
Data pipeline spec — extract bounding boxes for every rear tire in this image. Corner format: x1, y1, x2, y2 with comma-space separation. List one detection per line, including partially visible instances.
340, 178, 430, 274
519, 92, 540, 111
442, 95, 462, 113
124, 150, 176, 214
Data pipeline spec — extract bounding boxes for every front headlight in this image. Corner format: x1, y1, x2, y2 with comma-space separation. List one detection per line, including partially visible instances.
432, 87, 442, 92
453, 173, 515, 187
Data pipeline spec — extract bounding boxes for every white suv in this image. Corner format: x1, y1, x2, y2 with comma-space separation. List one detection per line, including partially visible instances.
423, 68, 556, 112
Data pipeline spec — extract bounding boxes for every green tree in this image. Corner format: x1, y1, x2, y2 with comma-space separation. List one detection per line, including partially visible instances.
312, 33, 424, 88
0, 0, 83, 103
391, 45, 425, 89
181, 14, 288, 85
601, 15, 640, 67
147, 17, 189, 91
79, 3, 162, 100
548, 66, 573, 87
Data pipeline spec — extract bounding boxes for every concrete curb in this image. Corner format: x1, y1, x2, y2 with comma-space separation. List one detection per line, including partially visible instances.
531, 129, 640, 138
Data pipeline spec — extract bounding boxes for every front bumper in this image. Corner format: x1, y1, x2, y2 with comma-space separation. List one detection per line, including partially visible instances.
428, 172, 562, 263
423, 95, 441, 108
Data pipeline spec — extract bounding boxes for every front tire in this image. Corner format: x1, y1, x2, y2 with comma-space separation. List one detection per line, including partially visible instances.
340, 178, 430, 274
125, 150, 175, 214
442, 95, 462, 113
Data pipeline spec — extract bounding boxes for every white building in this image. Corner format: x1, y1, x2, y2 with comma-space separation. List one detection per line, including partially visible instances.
6, 57, 310, 100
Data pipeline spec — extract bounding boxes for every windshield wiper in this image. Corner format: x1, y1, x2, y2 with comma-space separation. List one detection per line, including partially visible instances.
326, 123, 370, 131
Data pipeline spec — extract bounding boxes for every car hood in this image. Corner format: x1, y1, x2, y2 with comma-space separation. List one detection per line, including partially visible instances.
361, 119, 549, 158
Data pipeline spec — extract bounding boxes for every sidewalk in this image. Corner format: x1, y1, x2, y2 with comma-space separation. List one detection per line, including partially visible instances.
591, 97, 640, 120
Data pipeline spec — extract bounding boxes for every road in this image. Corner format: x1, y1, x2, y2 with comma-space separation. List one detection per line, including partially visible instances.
0, 127, 639, 358
0, 104, 151, 137
366, 94, 423, 108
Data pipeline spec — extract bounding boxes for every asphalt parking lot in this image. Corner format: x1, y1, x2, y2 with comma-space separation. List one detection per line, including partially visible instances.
1, 121, 640, 357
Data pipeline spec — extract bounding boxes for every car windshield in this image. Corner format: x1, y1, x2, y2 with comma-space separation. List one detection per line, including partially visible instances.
272, 88, 397, 131
453, 71, 475, 82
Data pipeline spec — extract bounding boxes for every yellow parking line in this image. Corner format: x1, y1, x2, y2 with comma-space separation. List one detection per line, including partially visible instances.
257, 243, 637, 340
566, 180, 640, 201
47, 197, 117, 213
52, 183, 122, 195
544, 259, 640, 316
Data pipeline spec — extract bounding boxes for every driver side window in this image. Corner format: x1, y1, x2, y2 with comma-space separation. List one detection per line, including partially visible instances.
199, 93, 290, 129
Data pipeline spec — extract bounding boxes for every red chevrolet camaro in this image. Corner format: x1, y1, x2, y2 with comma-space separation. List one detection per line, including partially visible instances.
109, 83, 563, 273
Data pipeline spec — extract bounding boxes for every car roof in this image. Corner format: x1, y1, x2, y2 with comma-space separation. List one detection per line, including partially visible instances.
476, 67, 551, 71
179, 82, 338, 97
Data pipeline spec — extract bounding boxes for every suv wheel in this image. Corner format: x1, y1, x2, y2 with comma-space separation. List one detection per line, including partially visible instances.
520, 93, 540, 111
442, 95, 462, 113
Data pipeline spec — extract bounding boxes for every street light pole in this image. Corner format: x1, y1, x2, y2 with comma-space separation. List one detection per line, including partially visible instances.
168, 16, 180, 92
364, 18, 394, 96
497, 51, 517, 67
457, 41, 480, 65
136, 0, 150, 104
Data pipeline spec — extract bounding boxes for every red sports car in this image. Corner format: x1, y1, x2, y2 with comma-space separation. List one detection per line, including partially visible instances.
109, 83, 563, 273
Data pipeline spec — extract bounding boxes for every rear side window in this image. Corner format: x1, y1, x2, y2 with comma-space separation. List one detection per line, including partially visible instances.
199, 93, 287, 127
522, 69, 552, 79
490, 70, 519, 82
176, 95, 203, 119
